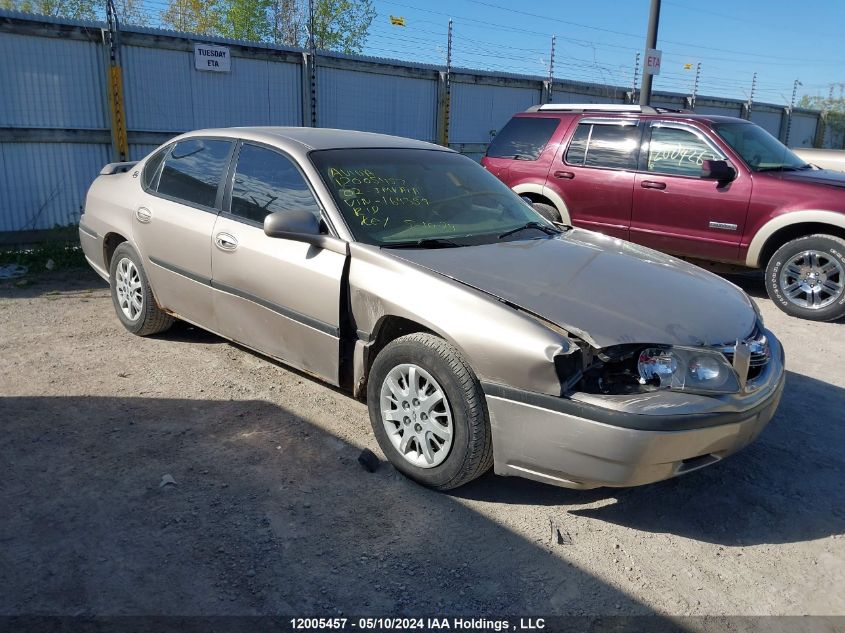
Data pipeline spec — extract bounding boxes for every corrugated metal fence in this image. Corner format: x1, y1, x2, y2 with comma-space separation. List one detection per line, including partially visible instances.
0, 10, 827, 233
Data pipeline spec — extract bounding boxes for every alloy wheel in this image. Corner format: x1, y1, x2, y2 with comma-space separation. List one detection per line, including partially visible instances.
115, 257, 144, 321
778, 249, 844, 310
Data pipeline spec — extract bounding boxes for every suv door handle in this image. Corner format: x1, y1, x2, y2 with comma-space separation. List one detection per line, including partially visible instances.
640, 180, 667, 190
135, 207, 152, 223
215, 233, 238, 252
553, 170, 575, 179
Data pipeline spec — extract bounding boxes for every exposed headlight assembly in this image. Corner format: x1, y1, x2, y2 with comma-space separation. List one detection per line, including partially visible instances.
637, 347, 739, 394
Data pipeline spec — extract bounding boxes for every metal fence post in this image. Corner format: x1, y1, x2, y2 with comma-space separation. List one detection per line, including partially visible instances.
103, 0, 128, 162
301, 52, 316, 127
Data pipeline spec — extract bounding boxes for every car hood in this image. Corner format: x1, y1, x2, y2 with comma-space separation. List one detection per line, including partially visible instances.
777, 168, 845, 188
389, 229, 757, 349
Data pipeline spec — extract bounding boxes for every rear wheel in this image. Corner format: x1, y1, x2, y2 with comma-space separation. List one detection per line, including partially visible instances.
367, 333, 493, 490
532, 202, 562, 223
765, 234, 845, 322
109, 242, 174, 336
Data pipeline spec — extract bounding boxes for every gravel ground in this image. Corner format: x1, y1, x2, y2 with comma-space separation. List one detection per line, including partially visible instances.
0, 269, 842, 619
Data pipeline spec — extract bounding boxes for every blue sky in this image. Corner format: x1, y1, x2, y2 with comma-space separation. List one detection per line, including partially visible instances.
362, 0, 845, 106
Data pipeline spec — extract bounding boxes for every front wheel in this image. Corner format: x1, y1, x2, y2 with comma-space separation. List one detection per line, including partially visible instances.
765, 234, 845, 322
367, 333, 493, 490
531, 202, 562, 223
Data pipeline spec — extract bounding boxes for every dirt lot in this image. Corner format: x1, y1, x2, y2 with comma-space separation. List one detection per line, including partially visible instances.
0, 268, 843, 619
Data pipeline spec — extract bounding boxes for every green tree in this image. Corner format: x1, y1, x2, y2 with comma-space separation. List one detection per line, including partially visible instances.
218, 0, 272, 41
115, 0, 150, 26
799, 91, 845, 143
311, 0, 375, 54
160, 0, 221, 35
18, 0, 96, 20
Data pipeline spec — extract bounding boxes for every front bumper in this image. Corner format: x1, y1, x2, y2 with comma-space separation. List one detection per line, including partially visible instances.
484, 332, 785, 489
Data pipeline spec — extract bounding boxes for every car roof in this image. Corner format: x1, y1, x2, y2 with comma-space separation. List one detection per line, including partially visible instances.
176, 126, 452, 153
516, 111, 749, 125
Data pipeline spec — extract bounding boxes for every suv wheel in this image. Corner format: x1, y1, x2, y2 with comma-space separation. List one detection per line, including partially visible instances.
367, 333, 493, 490
765, 234, 845, 321
531, 202, 562, 223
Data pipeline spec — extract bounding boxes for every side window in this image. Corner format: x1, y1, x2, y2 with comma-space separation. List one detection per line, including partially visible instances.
486, 117, 560, 160
157, 138, 233, 208
142, 145, 169, 190
229, 144, 321, 224
565, 122, 640, 170
647, 126, 723, 176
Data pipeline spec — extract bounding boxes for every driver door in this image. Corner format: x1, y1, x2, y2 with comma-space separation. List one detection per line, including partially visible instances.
210, 142, 347, 385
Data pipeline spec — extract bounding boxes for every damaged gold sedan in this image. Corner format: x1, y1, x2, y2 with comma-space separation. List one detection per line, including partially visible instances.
79, 128, 785, 490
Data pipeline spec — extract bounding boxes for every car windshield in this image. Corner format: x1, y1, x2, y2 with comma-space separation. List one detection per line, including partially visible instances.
310, 148, 555, 247
712, 122, 810, 172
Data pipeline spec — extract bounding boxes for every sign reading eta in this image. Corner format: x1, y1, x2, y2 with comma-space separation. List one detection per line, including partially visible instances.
645, 48, 662, 75
194, 44, 231, 73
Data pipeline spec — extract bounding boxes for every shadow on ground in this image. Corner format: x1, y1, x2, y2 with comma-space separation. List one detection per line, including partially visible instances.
457, 371, 844, 547
0, 395, 666, 618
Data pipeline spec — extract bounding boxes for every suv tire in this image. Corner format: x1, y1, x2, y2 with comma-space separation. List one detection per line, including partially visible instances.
765, 233, 845, 322
367, 333, 493, 490
109, 242, 175, 336
532, 202, 562, 223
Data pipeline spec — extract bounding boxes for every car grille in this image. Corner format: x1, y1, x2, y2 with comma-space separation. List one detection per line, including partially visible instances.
719, 325, 770, 381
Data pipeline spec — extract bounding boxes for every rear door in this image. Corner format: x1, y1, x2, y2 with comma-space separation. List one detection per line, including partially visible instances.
547, 118, 642, 240
630, 121, 752, 262
133, 137, 234, 327
210, 142, 346, 385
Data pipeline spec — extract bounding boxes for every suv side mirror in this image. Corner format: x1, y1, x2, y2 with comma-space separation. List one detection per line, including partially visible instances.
701, 159, 736, 183
264, 209, 321, 244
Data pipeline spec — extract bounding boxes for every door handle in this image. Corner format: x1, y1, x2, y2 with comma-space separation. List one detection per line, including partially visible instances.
215, 233, 238, 252
553, 170, 575, 179
640, 180, 667, 190
135, 207, 152, 223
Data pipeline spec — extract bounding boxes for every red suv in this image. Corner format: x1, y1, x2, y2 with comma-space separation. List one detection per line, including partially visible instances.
481, 104, 845, 322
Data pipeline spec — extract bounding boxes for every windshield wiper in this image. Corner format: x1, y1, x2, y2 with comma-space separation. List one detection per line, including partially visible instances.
382, 237, 466, 249
498, 221, 561, 240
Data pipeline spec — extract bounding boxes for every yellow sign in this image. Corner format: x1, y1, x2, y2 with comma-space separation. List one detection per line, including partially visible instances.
683, 63, 693, 70
390, 15, 406, 26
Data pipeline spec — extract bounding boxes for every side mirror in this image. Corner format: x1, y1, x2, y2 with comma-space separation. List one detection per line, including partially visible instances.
701, 159, 736, 183
263, 209, 321, 244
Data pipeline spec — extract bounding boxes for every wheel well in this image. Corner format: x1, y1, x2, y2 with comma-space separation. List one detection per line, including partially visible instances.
519, 192, 556, 208
102, 233, 127, 271
368, 317, 434, 370
759, 223, 845, 267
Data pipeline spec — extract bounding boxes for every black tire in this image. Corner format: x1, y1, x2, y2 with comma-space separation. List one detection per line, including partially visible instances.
532, 202, 562, 223
109, 242, 175, 336
764, 233, 845, 322
367, 333, 493, 490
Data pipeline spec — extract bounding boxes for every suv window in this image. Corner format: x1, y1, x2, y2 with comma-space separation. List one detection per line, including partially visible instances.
157, 138, 233, 208
646, 126, 723, 176
486, 117, 560, 160
229, 144, 321, 224
565, 122, 640, 170
142, 146, 168, 190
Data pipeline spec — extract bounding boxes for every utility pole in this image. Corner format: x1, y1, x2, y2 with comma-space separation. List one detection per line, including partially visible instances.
639, 0, 661, 106
631, 52, 640, 104
437, 19, 453, 146
689, 62, 701, 111
743, 72, 757, 119
104, 0, 128, 162
548, 35, 555, 88
307, 0, 317, 127
785, 78, 801, 146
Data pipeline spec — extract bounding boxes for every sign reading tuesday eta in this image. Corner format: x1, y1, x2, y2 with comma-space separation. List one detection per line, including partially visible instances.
194, 44, 231, 73
645, 48, 662, 75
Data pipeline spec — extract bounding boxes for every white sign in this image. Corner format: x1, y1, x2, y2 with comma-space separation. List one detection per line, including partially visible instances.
644, 48, 662, 75
194, 44, 231, 73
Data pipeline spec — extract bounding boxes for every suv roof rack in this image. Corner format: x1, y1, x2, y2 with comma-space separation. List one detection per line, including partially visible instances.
525, 103, 694, 115
526, 104, 657, 113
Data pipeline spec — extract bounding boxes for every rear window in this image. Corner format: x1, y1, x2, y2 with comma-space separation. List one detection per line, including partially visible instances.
486, 117, 560, 160
156, 138, 233, 209
565, 121, 641, 170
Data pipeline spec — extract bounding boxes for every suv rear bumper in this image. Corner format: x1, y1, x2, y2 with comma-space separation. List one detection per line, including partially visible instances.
484, 335, 785, 489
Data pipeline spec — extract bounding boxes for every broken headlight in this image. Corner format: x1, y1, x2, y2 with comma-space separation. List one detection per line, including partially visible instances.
638, 347, 739, 394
